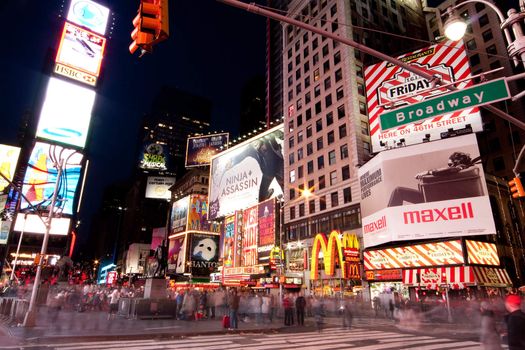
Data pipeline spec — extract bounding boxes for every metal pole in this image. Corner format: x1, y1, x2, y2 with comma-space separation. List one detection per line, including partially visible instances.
23, 159, 64, 327
10, 213, 28, 282
217, 0, 525, 131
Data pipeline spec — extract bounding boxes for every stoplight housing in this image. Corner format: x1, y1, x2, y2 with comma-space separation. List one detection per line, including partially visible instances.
508, 177, 525, 198
130, 0, 169, 55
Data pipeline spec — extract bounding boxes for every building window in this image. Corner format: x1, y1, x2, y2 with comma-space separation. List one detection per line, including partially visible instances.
297, 98, 303, 110
334, 51, 341, 65
288, 90, 293, 101
289, 135, 295, 148
307, 160, 314, 174
361, 121, 369, 135
466, 39, 477, 50
307, 142, 313, 155
289, 188, 296, 200
298, 130, 304, 143
317, 137, 324, 150
299, 203, 305, 217
290, 206, 296, 220
335, 68, 343, 82
313, 53, 319, 65
324, 77, 332, 90
359, 101, 367, 114
363, 141, 371, 153
337, 104, 345, 119
482, 29, 493, 42
296, 83, 302, 94
469, 53, 480, 66
490, 60, 501, 70
289, 153, 295, 165
305, 92, 311, 104
331, 21, 339, 32
340, 144, 349, 159
356, 65, 363, 78
308, 179, 315, 190
357, 83, 365, 96
316, 119, 323, 132
298, 165, 304, 178
312, 38, 318, 49
323, 60, 330, 73
319, 175, 326, 189
328, 150, 336, 165
342, 165, 350, 180
327, 131, 335, 144
326, 112, 334, 126
330, 4, 337, 16
306, 125, 313, 138
289, 170, 296, 183
336, 87, 344, 100
309, 200, 315, 214
314, 68, 320, 81
317, 155, 325, 169
297, 148, 303, 161
479, 13, 489, 27
325, 94, 333, 107
306, 108, 312, 120
330, 170, 337, 185
320, 196, 327, 211
297, 114, 303, 126
305, 76, 311, 88
331, 192, 339, 207
304, 61, 310, 73
314, 84, 321, 97
339, 124, 347, 138
486, 44, 497, 56
322, 44, 329, 57
295, 55, 300, 65
343, 187, 352, 203
288, 61, 293, 72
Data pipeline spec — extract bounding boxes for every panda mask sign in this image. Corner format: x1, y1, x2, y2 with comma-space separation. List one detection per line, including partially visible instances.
190, 233, 220, 276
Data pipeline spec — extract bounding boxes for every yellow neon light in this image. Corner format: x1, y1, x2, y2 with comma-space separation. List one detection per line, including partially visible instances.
310, 231, 359, 280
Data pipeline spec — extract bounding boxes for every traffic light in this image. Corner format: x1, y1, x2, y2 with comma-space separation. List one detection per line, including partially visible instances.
508, 177, 525, 198
130, 0, 169, 55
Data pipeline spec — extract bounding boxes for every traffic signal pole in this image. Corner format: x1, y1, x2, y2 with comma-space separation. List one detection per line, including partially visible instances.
217, 0, 525, 132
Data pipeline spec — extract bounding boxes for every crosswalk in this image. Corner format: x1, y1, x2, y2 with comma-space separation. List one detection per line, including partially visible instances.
5, 327, 508, 350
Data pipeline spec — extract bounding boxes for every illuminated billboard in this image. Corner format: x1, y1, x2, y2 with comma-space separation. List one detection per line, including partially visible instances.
208, 125, 284, 219
169, 195, 221, 236
20, 142, 83, 215
170, 197, 188, 235
222, 215, 235, 268
0, 145, 21, 192
139, 143, 168, 171
13, 214, 71, 236
189, 233, 220, 277
364, 40, 483, 152
67, 0, 110, 35
364, 240, 464, 270
359, 134, 495, 248
242, 204, 258, 266
167, 233, 187, 273
0, 220, 11, 245
145, 176, 175, 199
36, 78, 95, 148
257, 198, 276, 264
466, 240, 500, 266
185, 133, 229, 168
55, 22, 106, 87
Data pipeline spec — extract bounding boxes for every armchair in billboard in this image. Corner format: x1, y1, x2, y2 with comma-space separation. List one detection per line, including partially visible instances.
359, 134, 495, 248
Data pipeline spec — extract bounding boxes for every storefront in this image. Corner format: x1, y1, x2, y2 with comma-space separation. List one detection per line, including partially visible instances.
365, 269, 408, 303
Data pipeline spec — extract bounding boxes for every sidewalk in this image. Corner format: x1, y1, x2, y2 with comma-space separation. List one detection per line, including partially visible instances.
0, 309, 481, 346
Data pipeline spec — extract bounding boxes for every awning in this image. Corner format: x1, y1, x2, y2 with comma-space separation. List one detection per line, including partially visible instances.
472, 266, 512, 287
403, 266, 475, 290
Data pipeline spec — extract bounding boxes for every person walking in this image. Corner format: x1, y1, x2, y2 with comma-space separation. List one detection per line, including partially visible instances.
479, 301, 502, 350
261, 293, 271, 323
283, 294, 294, 326
228, 289, 240, 330
295, 293, 306, 326
107, 288, 120, 320
504, 295, 525, 350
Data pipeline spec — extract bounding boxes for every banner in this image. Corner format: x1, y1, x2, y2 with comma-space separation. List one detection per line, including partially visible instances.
364, 40, 482, 152
145, 176, 175, 199
185, 133, 229, 167
242, 205, 258, 266
208, 125, 284, 219
167, 234, 187, 273
364, 240, 464, 270
170, 197, 188, 235
359, 134, 495, 248
257, 198, 276, 264
0, 145, 21, 192
222, 215, 235, 268
189, 233, 220, 277
466, 240, 500, 266
20, 142, 83, 215
234, 211, 243, 267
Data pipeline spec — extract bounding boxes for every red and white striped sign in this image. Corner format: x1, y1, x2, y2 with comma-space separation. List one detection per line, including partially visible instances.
466, 240, 500, 266
472, 267, 512, 287
364, 240, 464, 270
403, 266, 475, 290
364, 40, 482, 152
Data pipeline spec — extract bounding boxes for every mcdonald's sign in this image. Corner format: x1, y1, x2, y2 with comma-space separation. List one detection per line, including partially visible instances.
310, 231, 360, 280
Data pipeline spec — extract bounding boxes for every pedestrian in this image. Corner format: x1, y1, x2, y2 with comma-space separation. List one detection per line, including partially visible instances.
313, 297, 325, 333
388, 299, 395, 320
283, 293, 294, 326
175, 290, 184, 319
261, 294, 271, 323
228, 288, 240, 330
107, 288, 120, 320
504, 294, 525, 350
480, 301, 502, 350
295, 293, 306, 326
341, 298, 353, 330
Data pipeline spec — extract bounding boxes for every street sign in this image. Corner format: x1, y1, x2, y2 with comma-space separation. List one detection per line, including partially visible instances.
380, 78, 510, 131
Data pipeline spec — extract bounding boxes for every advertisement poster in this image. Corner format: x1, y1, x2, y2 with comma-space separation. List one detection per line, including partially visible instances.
234, 211, 243, 267
170, 197, 188, 235
189, 233, 220, 276
242, 205, 258, 267
55, 22, 106, 86
364, 40, 482, 152
145, 177, 175, 199
222, 215, 235, 268
186, 133, 229, 167
257, 198, 276, 264
36, 78, 95, 148
0, 220, 11, 245
167, 234, 186, 273
20, 142, 83, 216
0, 145, 21, 192
364, 240, 464, 270
13, 214, 70, 235
359, 134, 495, 248
187, 195, 211, 231
208, 125, 284, 219
150, 227, 166, 250
139, 143, 168, 171
67, 0, 110, 35
466, 240, 500, 266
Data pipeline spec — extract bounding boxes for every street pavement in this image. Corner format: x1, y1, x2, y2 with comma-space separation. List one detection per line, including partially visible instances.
0, 307, 505, 349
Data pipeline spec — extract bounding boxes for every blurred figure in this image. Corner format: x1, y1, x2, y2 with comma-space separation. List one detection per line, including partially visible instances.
228, 289, 240, 330
295, 293, 306, 326
313, 297, 325, 333
504, 295, 525, 350
480, 301, 502, 350
341, 298, 353, 330
175, 290, 184, 319
107, 288, 120, 320
261, 293, 271, 323
283, 293, 294, 326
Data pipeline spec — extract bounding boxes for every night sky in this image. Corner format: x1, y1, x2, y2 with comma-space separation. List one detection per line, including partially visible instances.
0, 0, 266, 253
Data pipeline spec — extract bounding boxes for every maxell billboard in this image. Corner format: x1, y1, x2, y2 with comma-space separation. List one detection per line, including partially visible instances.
185, 133, 229, 168
364, 40, 483, 152
359, 133, 495, 248
208, 125, 284, 220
